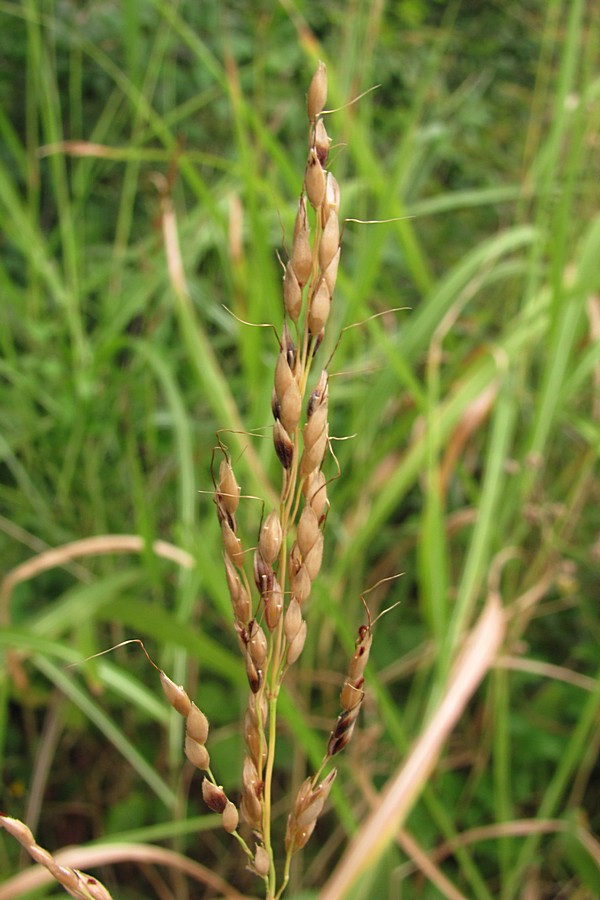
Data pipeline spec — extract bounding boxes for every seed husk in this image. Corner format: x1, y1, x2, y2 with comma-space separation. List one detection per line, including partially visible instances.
290, 563, 312, 605
319, 210, 339, 272
286, 620, 307, 664
291, 195, 312, 286
303, 533, 324, 581
284, 598, 303, 643
259, 510, 283, 565
307, 61, 327, 122
314, 117, 331, 166
217, 459, 240, 515
254, 844, 270, 877
273, 419, 294, 469
186, 702, 209, 744
185, 735, 210, 770
264, 577, 284, 630
160, 672, 191, 717
305, 148, 326, 209
308, 278, 331, 335
296, 505, 320, 557
222, 800, 239, 834
283, 261, 302, 321
303, 469, 328, 519
202, 778, 228, 814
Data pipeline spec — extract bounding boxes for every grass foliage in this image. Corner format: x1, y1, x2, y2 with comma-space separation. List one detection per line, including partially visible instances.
1, 1, 599, 897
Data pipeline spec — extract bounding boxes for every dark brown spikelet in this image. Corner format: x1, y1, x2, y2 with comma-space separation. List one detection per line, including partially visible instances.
202, 778, 228, 814
273, 419, 294, 468
327, 704, 362, 757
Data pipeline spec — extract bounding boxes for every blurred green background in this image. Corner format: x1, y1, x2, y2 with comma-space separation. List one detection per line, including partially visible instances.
1, 1, 599, 898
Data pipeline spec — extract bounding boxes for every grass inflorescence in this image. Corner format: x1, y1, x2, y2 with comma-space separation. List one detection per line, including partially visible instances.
1, 3, 599, 898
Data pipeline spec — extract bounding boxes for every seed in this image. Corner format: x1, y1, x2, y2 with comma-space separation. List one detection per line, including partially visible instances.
300, 425, 329, 476
254, 844, 270, 877
222, 800, 239, 834
303, 469, 328, 519
280, 379, 302, 433
303, 533, 324, 580
340, 679, 365, 711
291, 194, 312, 286
323, 247, 341, 294
283, 261, 302, 321
296, 506, 320, 557
286, 620, 307, 664
217, 459, 240, 515
305, 147, 326, 209
307, 61, 327, 122
259, 510, 283, 565
202, 778, 228, 814
273, 419, 294, 469
221, 518, 244, 568
186, 702, 209, 744
160, 672, 191, 717
290, 563, 312, 605
319, 210, 339, 272
284, 598, 303, 643
314, 117, 331, 166
253, 550, 274, 599
247, 619, 268, 668
322, 171, 340, 223
308, 279, 331, 334
264, 577, 284, 630
185, 735, 210, 770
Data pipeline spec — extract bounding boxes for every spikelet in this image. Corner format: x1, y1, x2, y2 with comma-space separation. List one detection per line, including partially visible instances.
285, 769, 337, 853
0, 814, 114, 900
327, 623, 373, 757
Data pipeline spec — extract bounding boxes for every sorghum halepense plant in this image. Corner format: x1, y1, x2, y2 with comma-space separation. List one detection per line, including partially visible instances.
165, 62, 375, 899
